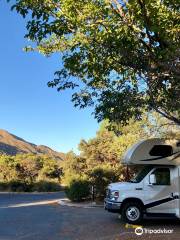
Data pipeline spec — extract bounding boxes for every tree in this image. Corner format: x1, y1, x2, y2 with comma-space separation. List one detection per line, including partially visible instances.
15, 154, 42, 183
78, 113, 179, 170
61, 151, 87, 185
0, 155, 18, 182
78, 117, 148, 168
143, 111, 180, 138
8, 0, 180, 125
62, 117, 151, 197
79, 128, 119, 167
60, 113, 179, 199
0, 154, 63, 188
38, 155, 62, 181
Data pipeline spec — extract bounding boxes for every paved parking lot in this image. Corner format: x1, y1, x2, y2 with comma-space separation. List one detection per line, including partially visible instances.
0, 193, 179, 240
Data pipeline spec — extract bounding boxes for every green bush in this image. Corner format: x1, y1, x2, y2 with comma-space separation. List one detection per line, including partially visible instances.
0, 181, 61, 192
88, 166, 119, 199
9, 181, 31, 192
32, 181, 61, 192
66, 179, 90, 202
0, 182, 8, 191
0, 181, 32, 192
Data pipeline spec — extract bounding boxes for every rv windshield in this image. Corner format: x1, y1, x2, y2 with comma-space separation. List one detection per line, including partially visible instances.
129, 166, 153, 183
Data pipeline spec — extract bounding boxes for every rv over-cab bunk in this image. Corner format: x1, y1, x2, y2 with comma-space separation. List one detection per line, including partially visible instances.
122, 138, 180, 166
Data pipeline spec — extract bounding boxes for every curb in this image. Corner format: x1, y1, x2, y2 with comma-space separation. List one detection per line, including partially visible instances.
58, 198, 104, 208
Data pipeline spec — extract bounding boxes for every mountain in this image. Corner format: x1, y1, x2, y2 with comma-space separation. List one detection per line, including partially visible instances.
0, 129, 65, 160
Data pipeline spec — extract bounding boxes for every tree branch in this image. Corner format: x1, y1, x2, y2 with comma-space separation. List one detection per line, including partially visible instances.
152, 106, 180, 125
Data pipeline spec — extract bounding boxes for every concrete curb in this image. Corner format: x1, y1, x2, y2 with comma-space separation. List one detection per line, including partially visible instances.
58, 198, 104, 208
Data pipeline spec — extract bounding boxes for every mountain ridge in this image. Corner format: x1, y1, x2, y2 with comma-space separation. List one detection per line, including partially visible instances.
0, 129, 64, 160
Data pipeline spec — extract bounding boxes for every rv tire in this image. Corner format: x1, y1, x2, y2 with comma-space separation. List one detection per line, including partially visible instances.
121, 201, 143, 224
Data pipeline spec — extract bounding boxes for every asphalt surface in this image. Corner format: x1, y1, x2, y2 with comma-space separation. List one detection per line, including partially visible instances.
0, 193, 179, 240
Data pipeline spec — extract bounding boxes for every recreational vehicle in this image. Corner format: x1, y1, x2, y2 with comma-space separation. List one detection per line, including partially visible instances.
104, 138, 180, 224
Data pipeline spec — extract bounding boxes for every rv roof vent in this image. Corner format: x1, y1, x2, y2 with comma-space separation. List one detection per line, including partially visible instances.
149, 145, 173, 157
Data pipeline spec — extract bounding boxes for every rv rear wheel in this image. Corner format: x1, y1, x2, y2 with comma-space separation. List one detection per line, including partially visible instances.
121, 201, 143, 224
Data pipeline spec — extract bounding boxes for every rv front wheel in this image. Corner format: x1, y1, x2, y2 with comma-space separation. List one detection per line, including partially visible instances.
121, 201, 143, 224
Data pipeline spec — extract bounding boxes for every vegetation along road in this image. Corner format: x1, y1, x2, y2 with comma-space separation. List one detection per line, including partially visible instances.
0, 192, 179, 240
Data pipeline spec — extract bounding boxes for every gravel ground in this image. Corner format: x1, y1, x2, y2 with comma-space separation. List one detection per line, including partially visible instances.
0, 193, 179, 240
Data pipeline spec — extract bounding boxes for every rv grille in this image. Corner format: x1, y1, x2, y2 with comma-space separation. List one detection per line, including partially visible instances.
106, 189, 111, 198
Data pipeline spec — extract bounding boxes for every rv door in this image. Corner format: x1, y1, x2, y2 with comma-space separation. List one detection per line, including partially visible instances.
144, 167, 178, 215
171, 166, 180, 218
177, 167, 180, 218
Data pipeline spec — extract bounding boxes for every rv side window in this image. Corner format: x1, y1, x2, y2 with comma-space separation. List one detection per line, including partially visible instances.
149, 145, 173, 157
152, 168, 170, 185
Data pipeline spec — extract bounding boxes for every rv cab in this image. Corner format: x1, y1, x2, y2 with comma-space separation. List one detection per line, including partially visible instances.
104, 138, 180, 224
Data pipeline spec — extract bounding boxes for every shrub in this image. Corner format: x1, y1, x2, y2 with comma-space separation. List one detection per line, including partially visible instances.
0, 181, 61, 192
32, 181, 62, 192
88, 166, 119, 199
9, 181, 30, 192
0, 182, 8, 191
0, 181, 32, 192
66, 179, 90, 202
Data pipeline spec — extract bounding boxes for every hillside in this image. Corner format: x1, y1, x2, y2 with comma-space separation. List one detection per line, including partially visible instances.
0, 129, 64, 160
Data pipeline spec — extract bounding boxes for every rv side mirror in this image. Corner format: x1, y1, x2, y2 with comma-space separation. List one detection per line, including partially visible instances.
149, 174, 156, 185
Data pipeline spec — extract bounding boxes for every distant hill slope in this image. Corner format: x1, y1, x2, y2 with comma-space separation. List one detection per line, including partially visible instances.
0, 129, 65, 160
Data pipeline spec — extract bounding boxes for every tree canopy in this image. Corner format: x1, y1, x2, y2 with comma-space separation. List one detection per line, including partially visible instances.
0, 154, 62, 191
62, 113, 179, 199
8, 0, 180, 125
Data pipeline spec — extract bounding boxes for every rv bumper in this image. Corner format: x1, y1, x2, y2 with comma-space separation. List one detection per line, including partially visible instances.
104, 198, 121, 213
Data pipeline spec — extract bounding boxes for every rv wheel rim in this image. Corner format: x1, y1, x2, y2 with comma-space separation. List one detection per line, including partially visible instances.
126, 206, 140, 221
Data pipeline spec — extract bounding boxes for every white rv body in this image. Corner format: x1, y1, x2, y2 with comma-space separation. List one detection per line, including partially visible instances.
104, 138, 180, 223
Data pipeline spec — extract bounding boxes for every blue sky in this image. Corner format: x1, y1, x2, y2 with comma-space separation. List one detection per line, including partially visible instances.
0, 2, 99, 153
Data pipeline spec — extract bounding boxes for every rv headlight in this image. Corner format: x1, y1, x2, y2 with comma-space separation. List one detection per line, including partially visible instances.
110, 190, 119, 201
